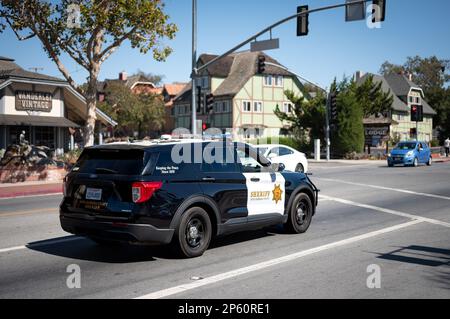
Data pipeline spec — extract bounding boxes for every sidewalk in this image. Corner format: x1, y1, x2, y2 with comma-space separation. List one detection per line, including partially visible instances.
0, 180, 62, 199
309, 157, 450, 164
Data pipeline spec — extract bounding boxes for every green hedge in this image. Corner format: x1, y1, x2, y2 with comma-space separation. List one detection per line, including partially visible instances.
250, 136, 311, 153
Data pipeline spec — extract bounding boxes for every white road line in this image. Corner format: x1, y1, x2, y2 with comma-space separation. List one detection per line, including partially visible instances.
320, 194, 450, 228
317, 178, 450, 201
135, 220, 422, 299
0, 237, 82, 254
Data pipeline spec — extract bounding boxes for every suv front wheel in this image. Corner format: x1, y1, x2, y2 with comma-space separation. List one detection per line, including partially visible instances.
285, 193, 313, 234
173, 207, 212, 258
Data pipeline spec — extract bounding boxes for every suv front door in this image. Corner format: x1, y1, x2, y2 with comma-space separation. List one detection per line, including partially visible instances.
236, 146, 286, 219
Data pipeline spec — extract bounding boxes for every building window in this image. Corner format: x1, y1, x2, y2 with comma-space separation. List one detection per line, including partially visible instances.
275, 76, 283, 87
283, 102, 293, 113
222, 101, 230, 113
264, 75, 273, 86
242, 101, 251, 112
253, 101, 263, 113
200, 76, 209, 89
409, 96, 414, 104
35, 127, 55, 148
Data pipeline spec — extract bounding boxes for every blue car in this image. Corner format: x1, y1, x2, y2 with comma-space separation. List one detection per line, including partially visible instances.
387, 141, 432, 167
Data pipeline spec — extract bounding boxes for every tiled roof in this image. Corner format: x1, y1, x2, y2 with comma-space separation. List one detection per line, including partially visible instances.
164, 83, 188, 96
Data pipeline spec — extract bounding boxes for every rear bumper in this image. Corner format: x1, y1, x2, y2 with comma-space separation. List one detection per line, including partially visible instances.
60, 215, 174, 244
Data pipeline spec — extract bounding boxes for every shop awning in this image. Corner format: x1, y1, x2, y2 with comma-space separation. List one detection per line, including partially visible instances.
0, 114, 80, 127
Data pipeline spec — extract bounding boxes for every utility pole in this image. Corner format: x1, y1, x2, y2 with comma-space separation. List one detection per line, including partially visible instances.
191, 0, 198, 137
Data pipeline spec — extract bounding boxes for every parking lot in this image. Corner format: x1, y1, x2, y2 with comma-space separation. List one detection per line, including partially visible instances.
0, 160, 449, 299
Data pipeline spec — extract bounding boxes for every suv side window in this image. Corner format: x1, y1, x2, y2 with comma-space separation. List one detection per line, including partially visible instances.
202, 146, 239, 173
237, 150, 264, 173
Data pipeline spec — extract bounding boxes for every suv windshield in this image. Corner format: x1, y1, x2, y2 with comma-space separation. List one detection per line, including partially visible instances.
74, 148, 149, 175
395, 143, 417, 150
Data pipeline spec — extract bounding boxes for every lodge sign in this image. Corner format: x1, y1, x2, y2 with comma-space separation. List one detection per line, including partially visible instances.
15, 91, 53, 112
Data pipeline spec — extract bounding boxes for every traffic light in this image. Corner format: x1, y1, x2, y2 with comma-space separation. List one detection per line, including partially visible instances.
202, 122, 209, 131
257, 55, 266, 74
196, 86, 203, 113
329, 91, 338, 123
411, 105, 423, 122
297, 5, 309, 36
206, 93, 214, 114
372, 0, 386, 23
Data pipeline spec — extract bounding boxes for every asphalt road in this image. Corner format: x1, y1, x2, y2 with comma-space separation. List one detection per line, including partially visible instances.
0, 161, 449, 299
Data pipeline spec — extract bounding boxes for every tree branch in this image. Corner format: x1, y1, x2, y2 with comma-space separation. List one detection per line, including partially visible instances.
5, 17, 36, 41
97, 26, 137, 63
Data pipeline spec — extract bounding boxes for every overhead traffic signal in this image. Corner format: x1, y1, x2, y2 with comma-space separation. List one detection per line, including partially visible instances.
206, 93, 214, 114
297, 5, 309, 36
257, 55, 266, 74
411, 105, 423, 122
329, 91, 338, 123
196, 86, 203, 113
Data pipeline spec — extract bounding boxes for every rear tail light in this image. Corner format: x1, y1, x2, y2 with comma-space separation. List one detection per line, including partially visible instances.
132, 182, 163, 203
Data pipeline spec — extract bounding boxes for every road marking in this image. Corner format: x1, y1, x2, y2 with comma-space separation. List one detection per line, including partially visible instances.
0, 208, 58, 218
317, 178, 450, 201
0, 236, 82, 254
0, 192, 62, 201
135, 220, 421, 299
320, 194, 450, 228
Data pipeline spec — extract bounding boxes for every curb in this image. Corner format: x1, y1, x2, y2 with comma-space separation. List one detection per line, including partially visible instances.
0, 183, 62, 199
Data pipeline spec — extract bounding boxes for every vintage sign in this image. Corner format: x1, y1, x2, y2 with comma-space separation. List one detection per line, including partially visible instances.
15, 91, 53, 112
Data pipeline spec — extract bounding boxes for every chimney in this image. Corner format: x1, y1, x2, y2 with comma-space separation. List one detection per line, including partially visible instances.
355, 71, 364, 82
408, 73, 413, 81
119, 71, 127, 81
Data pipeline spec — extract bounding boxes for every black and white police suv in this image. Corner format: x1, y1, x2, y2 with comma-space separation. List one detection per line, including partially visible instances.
60, 140, 319, 258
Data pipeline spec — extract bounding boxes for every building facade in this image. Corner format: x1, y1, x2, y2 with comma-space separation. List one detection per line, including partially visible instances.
173, 51, 305, 140
0, 56, 116, 153
357, 72, 436, 143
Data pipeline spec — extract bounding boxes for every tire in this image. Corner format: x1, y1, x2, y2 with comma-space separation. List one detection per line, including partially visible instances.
413, 157, 419, 167
285, 193, 313, 234
172, 207, 212, 258
295, 163, 305, 173
427, 157, 432, 166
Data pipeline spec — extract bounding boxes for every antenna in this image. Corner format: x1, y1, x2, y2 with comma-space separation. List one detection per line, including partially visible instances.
28, 67, 44, 73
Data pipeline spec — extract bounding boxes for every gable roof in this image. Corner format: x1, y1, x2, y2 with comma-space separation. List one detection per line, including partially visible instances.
97, 74, 157, 92
0, 56, 66, 83
175, 51, 295, 102
357, 73, 436, 115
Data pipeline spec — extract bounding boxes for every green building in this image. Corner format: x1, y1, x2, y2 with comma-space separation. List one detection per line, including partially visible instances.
173, 51, 306, 140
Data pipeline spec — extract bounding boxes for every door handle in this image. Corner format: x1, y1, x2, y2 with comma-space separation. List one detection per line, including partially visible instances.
250, 178, 260, 182
202, 177, 216, 182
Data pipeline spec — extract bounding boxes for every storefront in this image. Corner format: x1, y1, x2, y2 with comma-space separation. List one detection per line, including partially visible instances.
0, 56, 116, 153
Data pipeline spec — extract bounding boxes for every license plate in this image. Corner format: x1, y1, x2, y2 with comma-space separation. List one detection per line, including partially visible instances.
86, 188, 102, 201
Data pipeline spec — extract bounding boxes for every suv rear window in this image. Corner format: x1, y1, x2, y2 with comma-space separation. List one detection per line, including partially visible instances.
74, 148, 149, 175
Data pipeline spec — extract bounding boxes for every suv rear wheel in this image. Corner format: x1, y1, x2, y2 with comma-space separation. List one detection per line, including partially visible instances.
173, 207, 212, 258
285, 193, 313, 234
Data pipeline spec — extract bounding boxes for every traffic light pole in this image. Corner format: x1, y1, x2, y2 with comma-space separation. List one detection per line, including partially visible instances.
195, 0, 373, 74
191, 0, 198, 137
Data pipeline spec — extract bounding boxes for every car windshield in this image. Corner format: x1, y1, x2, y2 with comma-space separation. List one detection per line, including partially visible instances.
395, 143, 417, 150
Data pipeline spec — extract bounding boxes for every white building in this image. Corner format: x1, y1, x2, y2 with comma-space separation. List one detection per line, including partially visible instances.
0, 56, 116, 153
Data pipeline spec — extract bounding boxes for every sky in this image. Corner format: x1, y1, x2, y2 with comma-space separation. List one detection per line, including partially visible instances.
1, 0, 449, 89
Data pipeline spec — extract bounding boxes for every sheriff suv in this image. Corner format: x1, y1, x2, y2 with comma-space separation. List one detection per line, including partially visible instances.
60, 140, 318, 258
